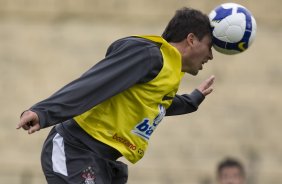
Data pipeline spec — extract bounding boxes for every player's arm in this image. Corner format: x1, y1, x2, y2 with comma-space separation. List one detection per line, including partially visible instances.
17, 37, 163, 131
166, 75, 215, 116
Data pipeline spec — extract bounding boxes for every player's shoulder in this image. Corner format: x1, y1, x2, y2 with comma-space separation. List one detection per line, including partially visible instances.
106, 36, 162, 58
113, 36, 161, 49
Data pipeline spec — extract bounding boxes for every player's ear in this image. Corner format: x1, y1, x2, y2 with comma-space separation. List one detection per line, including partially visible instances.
186, 33, 197, 46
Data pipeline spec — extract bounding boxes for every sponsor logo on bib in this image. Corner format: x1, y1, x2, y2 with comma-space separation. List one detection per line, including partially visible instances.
131, 105, 165, 141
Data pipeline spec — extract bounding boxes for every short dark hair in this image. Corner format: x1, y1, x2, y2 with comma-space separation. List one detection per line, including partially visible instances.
162, 7, 212, 42
217, 158, 245, 177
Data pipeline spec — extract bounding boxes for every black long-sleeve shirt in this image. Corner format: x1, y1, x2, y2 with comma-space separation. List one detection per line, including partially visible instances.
30, 36, 205, 129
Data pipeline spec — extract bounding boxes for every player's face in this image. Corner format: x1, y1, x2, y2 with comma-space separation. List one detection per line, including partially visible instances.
182, 34, 213, 75
218, 167, 245, 184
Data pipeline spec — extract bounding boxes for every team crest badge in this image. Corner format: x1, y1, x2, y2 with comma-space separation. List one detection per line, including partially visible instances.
81, 166, 96, 184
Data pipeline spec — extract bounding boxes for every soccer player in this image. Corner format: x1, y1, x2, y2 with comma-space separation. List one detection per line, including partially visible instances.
217, 158, 246, 184
17, 7, 215, 184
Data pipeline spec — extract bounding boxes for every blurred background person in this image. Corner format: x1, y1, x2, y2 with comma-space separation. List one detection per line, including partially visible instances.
217, 158, 246, 184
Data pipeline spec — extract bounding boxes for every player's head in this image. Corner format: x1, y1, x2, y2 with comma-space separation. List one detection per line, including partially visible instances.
217, 158, 246, 184
162, 7, 213, 75
162, 7, 212, 42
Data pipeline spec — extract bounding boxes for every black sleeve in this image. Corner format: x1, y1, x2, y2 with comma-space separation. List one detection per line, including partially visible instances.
165, 89, 205, 116
30, 37, 163, 128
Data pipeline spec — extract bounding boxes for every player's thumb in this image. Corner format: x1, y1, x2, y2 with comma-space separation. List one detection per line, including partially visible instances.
203, 88, 213, 96
28, 124, 40, 134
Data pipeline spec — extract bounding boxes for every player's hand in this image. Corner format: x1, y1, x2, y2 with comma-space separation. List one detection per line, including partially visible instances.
17, 110, 41, 134
197, 75, 215, 96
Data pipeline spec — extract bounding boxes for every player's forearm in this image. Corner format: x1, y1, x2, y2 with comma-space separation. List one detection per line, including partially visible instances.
165, 89, 205, 116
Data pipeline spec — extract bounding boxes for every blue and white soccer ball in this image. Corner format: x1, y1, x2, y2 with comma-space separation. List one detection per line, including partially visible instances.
209, 3, 257, 55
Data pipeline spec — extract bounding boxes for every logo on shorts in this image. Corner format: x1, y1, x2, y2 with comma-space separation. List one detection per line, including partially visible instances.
81, 166, 96, 184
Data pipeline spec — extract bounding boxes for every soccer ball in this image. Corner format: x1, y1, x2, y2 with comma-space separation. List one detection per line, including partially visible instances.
209, 3, 257, 55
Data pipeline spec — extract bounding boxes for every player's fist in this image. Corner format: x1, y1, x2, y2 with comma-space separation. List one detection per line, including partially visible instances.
197, 75, 215, 96
17, 110, 40, 134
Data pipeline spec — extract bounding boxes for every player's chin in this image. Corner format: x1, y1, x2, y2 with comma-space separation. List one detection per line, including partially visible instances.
188, 70, 199, 76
